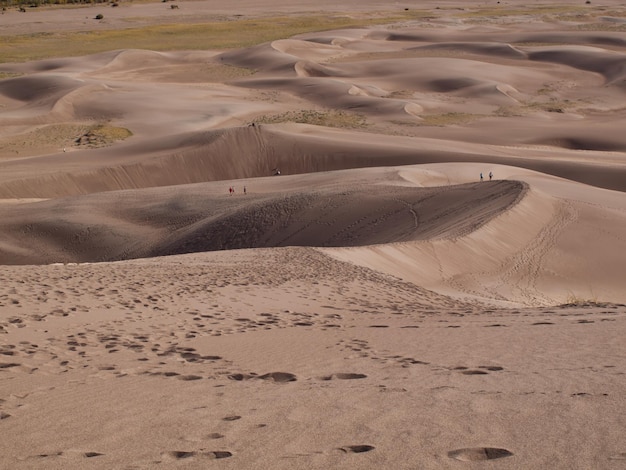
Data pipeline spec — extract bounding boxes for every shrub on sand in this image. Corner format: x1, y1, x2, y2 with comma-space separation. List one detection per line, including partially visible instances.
253, 110, 368, 129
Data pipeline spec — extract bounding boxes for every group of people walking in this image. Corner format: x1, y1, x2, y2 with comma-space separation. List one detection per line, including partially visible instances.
480, 171, 493, 182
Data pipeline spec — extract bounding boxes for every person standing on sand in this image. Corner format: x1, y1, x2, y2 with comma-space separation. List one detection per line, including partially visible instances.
489, 171, 493, 181
244, 186, 247, 195
229, 186, 233, 195
480, 172, 483, 182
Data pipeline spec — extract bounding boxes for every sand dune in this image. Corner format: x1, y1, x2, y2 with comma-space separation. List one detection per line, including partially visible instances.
0, 176, 525, 264
1, 1, 626, 468
2, 123, 626, 198
1, 14, 625, 190
527, 46, 626, 85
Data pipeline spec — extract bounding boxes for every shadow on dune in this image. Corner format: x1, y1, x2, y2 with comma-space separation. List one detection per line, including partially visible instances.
2, 124, 625, 198
0, 180, 525, 265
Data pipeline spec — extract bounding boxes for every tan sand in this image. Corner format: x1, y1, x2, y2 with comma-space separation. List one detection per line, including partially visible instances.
1, 0, 625, 468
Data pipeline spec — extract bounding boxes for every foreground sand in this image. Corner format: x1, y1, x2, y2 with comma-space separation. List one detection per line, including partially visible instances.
1, 249, 625, 469
1, 0, 626, 468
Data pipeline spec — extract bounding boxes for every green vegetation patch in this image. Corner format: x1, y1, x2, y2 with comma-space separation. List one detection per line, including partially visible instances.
529, 99, 575, 112
0, 123, 85, 153
194, 63, 256, 82
0, 11, 427, 63
74, 123, 133, 147
575, 22, 626, 32
495, 98, 580, 117
0, 71, 23, 80
417, 112, 477, 127
116, 62, 255, 83
254, 109, 368, 129
0, 122, 132, 158
457, 5, 588, 19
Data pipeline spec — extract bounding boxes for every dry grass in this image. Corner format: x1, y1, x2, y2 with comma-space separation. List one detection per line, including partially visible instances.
110, 62, 256, 83
253, 109, 368, 129
417, 112, 478, 127
563, 289, 599, 306
0, 123, 133, 158
0, 11, 426, 63
495, 96, 582, 117
457, 5, 589, 19
0, 72, 23, 79
575, 22, 626, 32
74, 123, 133, 147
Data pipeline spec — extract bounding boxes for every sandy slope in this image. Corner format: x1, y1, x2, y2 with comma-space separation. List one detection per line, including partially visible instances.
1, 0, 626, 469
1, 248, 625, 469
0, 175, 526, 263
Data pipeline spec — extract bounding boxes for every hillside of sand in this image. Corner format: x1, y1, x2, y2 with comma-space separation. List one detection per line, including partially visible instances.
1, 0, 625, 469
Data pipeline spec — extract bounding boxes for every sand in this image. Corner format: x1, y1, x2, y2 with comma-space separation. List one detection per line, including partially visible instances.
1, 0, 625, 468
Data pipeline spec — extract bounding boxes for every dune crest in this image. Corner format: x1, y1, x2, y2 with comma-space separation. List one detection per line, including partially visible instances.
0, 176, 525, 265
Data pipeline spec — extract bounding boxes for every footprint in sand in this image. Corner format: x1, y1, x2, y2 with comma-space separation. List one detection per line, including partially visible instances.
169, 451, 195, 459
461, 370, 489, 375
319, 373, 367, 380
28, 451, 64, 460
228, 372, 296, 383
448, 447, 513, 461
210, 451, 233, 459
84, 452, 104, 458
222, 415, 241, 421
339, 445, 375, 453
456, 365, 504, 375
227, 373, 258, 381
258, 372, 297, 383
165, 450, 232, 460
399, 357, 429, 366
0, 362, 21, 369
177, 374, 203, 381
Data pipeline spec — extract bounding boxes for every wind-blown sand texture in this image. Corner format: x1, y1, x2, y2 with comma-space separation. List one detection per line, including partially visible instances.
1, 0, 626, 468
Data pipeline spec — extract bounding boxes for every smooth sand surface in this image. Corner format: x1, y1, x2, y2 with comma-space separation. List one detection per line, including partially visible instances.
1, 0, 625, 468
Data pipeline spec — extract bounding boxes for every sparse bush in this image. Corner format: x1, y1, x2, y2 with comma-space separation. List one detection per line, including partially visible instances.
564, 289, 599, 306
254, 110, 368, 129
417, 112, 477, 127
95, 13, 103, 19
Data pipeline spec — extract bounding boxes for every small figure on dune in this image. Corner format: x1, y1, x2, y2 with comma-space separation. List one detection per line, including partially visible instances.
229, 186, 233, 195
244, 186, 247, 195
480, 172, 483, 182
489, 171, 493, 181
